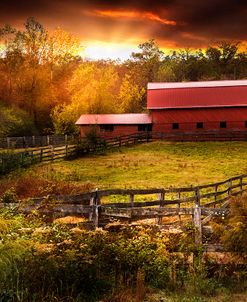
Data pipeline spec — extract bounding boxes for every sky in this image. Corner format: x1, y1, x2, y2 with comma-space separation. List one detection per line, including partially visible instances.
0, 0, 246, 60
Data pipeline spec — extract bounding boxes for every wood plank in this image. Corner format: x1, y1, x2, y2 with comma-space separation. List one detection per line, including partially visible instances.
0, 203, 92, 215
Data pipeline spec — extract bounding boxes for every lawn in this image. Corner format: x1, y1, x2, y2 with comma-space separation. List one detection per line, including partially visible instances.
15, 140, 247, 190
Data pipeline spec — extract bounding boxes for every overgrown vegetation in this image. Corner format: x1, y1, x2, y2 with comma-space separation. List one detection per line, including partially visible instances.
211, 196, 247, 255
0, 197, 247, 301
0, 150, 39, 175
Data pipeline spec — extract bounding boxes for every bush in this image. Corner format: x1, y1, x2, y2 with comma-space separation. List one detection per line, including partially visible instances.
0, 101, 37, 137
0, 214, 246, 301
212, 195, 247, 255
74, 126, 107, 156
0, 150, 38, 175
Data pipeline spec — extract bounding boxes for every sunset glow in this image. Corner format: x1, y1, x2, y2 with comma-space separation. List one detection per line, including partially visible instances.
93, 10, 177, 26
83, 41, 139, 60
0, 0, 246, 60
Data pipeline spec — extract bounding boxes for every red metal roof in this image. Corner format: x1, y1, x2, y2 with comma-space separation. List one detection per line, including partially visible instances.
147, 80, 247, 109
75, 113, 152, 125
148, 80, 247, 90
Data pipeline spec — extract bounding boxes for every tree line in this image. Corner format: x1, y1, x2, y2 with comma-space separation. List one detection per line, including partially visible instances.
0, 18, 247, 136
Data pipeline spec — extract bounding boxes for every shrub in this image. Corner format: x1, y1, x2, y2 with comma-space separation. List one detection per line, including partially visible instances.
212, 195, 247, 255
0, 187, 18, 203
0, 102, 37, 137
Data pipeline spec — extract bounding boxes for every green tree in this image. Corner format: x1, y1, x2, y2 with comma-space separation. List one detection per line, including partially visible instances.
118, 74, 145, 113
52, 62, 119, 134
127, 39, 164, 88
0, 101, 36, 136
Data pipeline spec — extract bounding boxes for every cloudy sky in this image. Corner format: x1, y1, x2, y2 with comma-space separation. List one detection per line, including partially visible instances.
0, 0, 246, 59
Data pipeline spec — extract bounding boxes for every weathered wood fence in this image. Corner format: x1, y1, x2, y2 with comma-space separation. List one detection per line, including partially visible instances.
0, 144, 78, 175
2, 129, 247, 151
0, 133, 149, 175
1, 173, 247, 244
1, 130, 247, 175
0, 134, 77, 149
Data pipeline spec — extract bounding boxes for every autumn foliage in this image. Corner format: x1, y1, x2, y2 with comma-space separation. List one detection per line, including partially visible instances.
1, 19, 247, 136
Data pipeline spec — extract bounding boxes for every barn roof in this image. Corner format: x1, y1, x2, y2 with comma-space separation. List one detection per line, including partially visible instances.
147, 80, 247, 109
75, 113, 152, 125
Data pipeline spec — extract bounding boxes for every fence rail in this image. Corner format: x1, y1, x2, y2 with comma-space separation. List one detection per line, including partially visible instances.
1, 173, 246, 244
1, 130, 247, 175
0, 144, 77, 175
0, 134, 78, 149
2, 129, 247, 151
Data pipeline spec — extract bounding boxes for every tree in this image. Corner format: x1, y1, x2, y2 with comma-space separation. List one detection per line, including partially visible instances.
0, 101, 36, 137
126, 39, 164, 88
52, 62, 119, 134
0, 18, 81, 133
118, 74, 145, 113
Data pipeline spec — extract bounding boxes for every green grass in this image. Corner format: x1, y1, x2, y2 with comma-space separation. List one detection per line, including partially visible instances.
22, 141, 247, 190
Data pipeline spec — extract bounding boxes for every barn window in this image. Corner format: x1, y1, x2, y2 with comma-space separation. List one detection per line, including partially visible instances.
138, 124, 152, 131
196, 122, 203, 129
245, 121, 247, 128
172, 123, 179, 130
220, 121, 227, 128
100, 125, 114, 132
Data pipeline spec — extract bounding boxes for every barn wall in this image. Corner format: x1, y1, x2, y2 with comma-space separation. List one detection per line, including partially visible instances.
151, 107, 247, 132
79, 125, 141, 138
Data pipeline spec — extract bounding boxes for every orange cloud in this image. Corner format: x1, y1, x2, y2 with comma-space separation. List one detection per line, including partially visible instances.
93, 10, 176, 26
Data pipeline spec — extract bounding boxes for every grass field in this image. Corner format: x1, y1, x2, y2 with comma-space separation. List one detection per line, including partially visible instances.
2, 140, 247, 195
1, 141, 247, 301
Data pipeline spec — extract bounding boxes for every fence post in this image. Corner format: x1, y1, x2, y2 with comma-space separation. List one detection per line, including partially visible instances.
89, 189, 101, 228
214, 184, 218, 208
129, 194, 134, 224
47, 135, 50, 146
32, 136, 35, 147
65, 144, 68, 157
193, 187, 202, 245
23, 136, 26, 148
51, 145, 54, 161
227, 180, 232, 199
130, 194, 134, 207
157, 191, 164, 225
240, 176, 243, 195
40, 149, 43, 162
7, 137, 10, 149
177, 190, 181, 223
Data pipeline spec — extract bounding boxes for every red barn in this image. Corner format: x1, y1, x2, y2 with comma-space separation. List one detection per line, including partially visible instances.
147, 80, 247, 132
75, 113, 152, 138
76, 80, 247, 138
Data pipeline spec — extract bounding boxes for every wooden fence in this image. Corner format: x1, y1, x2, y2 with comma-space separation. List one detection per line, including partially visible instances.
1, 129, 247, 175
0, 144, 77, 175
2, 128, 247, 151
0, 132, 150, 175
1, 173, 247, 244
0, 134, 77, 149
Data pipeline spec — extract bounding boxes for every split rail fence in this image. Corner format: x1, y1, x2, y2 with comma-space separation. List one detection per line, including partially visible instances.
0, 134, 77, 149
1, 130, 247, 175
0, 133, 149, 175
1, 173, 247, 245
